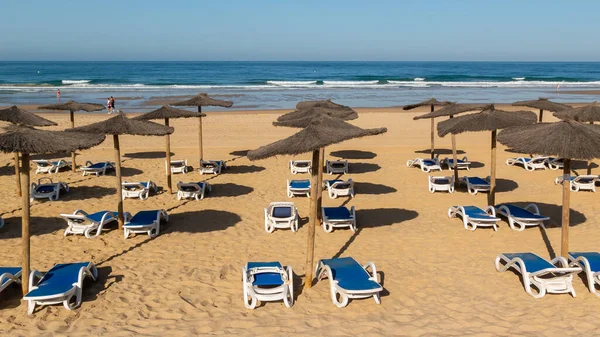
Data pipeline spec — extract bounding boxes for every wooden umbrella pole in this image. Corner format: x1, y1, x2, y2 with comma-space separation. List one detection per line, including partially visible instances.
430, 105, 435, 159
20, 152, 30, 295
488, 130, 497, 206
71, 111, 77, 172
561, 159, 571, 259
304, 149, 320, 289
316, 147, 325, 221
588, 121, 594, 175
198, 106, 204, 163
539, 109, 544, 123
14, 152, 21, 197
113, 135, 124, 229
165, 118, 173, 194
451, 134, 459, 187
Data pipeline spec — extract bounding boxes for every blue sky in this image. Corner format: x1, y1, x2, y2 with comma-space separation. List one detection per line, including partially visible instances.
2, 0, 599, 61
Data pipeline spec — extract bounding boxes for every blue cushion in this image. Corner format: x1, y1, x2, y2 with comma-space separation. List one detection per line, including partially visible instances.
434, 178, 450, 184
466, 177, 489, 186
325, 179, 344, 185
570, 252, 600, 272
522, 158, 532, 163
180, 182, 205, 192
87, 211, 116, 223
36, 185, 56, 193
0, 267, 21, 286
88, 162, 107, 169
125, 210, 160, 227
496, 204, 547, 219
575, 177, 596, 183
25, 262, 91, 298
461, 206, 494, 220
272, 207, 292, 218
446, 159, 466, 164
247, 262, 284, 287
501, 253, 554, 273
323, 207, 352, 220
422, 160, 437, 166
320, 257, 381, 292
289, 180, 310, 189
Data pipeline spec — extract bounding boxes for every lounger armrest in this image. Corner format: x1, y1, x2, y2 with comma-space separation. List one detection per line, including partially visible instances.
554, 176, 564, 185
74, 209, 88, 216
550, 256, 571, 268
84, 160, 93, 166
160, 209, 169, 222
524, 203, 541, 215
99, 211, 113, 224
28, 270, 43, 292
363, 261, 378, 282
484, 206, 497, 217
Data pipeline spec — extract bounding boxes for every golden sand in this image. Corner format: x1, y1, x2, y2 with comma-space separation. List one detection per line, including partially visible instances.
0, 105, 598, 336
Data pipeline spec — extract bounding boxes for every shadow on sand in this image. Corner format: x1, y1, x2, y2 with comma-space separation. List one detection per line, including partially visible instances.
350, 163, 381, 174
330, 150, 377, 160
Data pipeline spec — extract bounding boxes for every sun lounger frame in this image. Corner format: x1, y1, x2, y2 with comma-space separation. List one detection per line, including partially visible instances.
242, 263, 293, 309
406, 158, 442, 173
428, 175, 455, 193
495, 203, 548, 231
0, 268, 21, 294
441, 156, 470, 171
176, 181, 211, 200
168, 159, 190, 174
459, 176, 490, 195
123, 209, 169, 239
555, 175, 598, 192
289, 160, 312, 174
323, 179, 354, 199
61, 210, 123, 238
33, 159, 71, 174
326, 159, 349, 175
121, 180, 157, 200
546, 157, 564, 170
448, 205, 500, 231
199, 160, 225, 175
287, 179, 311, 198
506, 156, 548, 171
30, 178, 69, 201
321, 206, 356, 233
316, 258, 382, 308
264, 202, 299, 233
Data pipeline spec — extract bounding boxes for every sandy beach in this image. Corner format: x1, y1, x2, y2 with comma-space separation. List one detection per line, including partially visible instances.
1, 105, 599, 336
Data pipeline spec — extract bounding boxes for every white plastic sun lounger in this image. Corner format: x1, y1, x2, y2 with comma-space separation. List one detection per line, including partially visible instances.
316, 257, 382, 308
289, 160, 311, 174
326, 160, 349, 175
568, 252, 600, 296
121, 181, 157, 200
168, 159, 190, 174
264, 202, 299, 233
30, 178, 69, 201
495, 203, 549, 231
428, 175, 454, 193
0, 267, 21, 294
60, 210, 121, 238
546, 157, 564, 170
24, 262, 97, 314
506, 156, 548, 171
33, 159, 71, 174
323, 179, 354, 199
459, 176, 490, 195
123, 209, 168, 239
322, 206, 356, 233
406, 158, 442, 173
176, 181, 211, 200
495, 253, 581, 298
448, 205, 500, 231
287, 179, 311, 198
555, 175, 598, 192
242, 262, 293, 309
199, 160, 225, 175
442, 156, 470, 170
80, 161, 115, 176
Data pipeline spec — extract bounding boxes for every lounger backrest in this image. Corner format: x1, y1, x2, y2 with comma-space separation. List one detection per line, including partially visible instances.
570, 252, 600, 272
467, 177, 488, 185
0, 267, 21, 286
87, 211, 115, 223
272, 206, 293, 218
26, 263, 90, 297
499, 204, 545, 219
462, 206, 491, 218
320, 257, 381, 291
35, 185, 56, 193
246, 262, 285, 287
179, 183, 202, 192
502, 253, 554, 273
290, 180, 310, 189
88, 162, 107, 169
323, 207, 352, 220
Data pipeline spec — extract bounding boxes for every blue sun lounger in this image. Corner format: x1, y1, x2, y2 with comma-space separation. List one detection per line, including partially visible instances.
459, 176, 490, 195
495, 203, 549, 231
61, 210, 118, 238
80, 161, 115, 176
495, 253, 581, 298
406, 158, 441, 173
322, 206, 356, 233
287, 179, 311, 198
316, 257, 382, 307
0, 267, 22, 293
569, 252, 600, 297
242, 262, 293, 309
123, 209, 169, 239
441, 156, 471, 170
448, 206, 500, 231
24, 262, 97, 314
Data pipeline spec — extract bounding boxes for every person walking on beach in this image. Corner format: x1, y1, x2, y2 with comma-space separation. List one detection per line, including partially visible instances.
56, 89, 60, 102
107, 97, 113, 114
110, 96, 116, 113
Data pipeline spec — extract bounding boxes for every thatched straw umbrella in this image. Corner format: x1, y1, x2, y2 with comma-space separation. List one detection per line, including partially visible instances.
0, 125, 105, 295
134, 105, 205, 193
38, 100, 105, 172
69, 112, 173, 228
438, 105, 537, 204
403, 98, 451, 159
295, 99, 356, 112
275, 106, 358, 125
512, 98, 570, 122
0, 106, 57, 197
498, 120, 600, 258
172, 93, 233, 163
415, 103, 488, 186
248, 114, 387, 290
553, 102, 600, 174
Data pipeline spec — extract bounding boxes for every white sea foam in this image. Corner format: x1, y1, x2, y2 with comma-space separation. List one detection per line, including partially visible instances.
267, 80, 317, 86
512, 77, 526, 81
62, 80, 91, 84
413, 78, 425, 81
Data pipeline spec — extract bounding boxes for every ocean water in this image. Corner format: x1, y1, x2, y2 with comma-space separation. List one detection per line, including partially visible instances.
1, 61, 599, 111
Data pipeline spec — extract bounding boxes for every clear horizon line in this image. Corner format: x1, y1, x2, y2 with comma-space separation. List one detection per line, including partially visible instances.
2, 60, 600, 63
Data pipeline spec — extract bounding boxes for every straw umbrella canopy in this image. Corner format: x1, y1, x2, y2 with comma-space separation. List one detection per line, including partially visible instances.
248, 114, 387, 290
69, 112, 173, 228
295, 99, 355, 112
0, 105, 58, 197
403, 98, 451, 159
498, 120, 600, 258
172, 93, 233, 163
415, 103, 488, 185
438, 105, 537, 205
512, 98, 570, 122
0, 124, 105, 295
38, 100, 106, 172
134, 105, 205, 194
